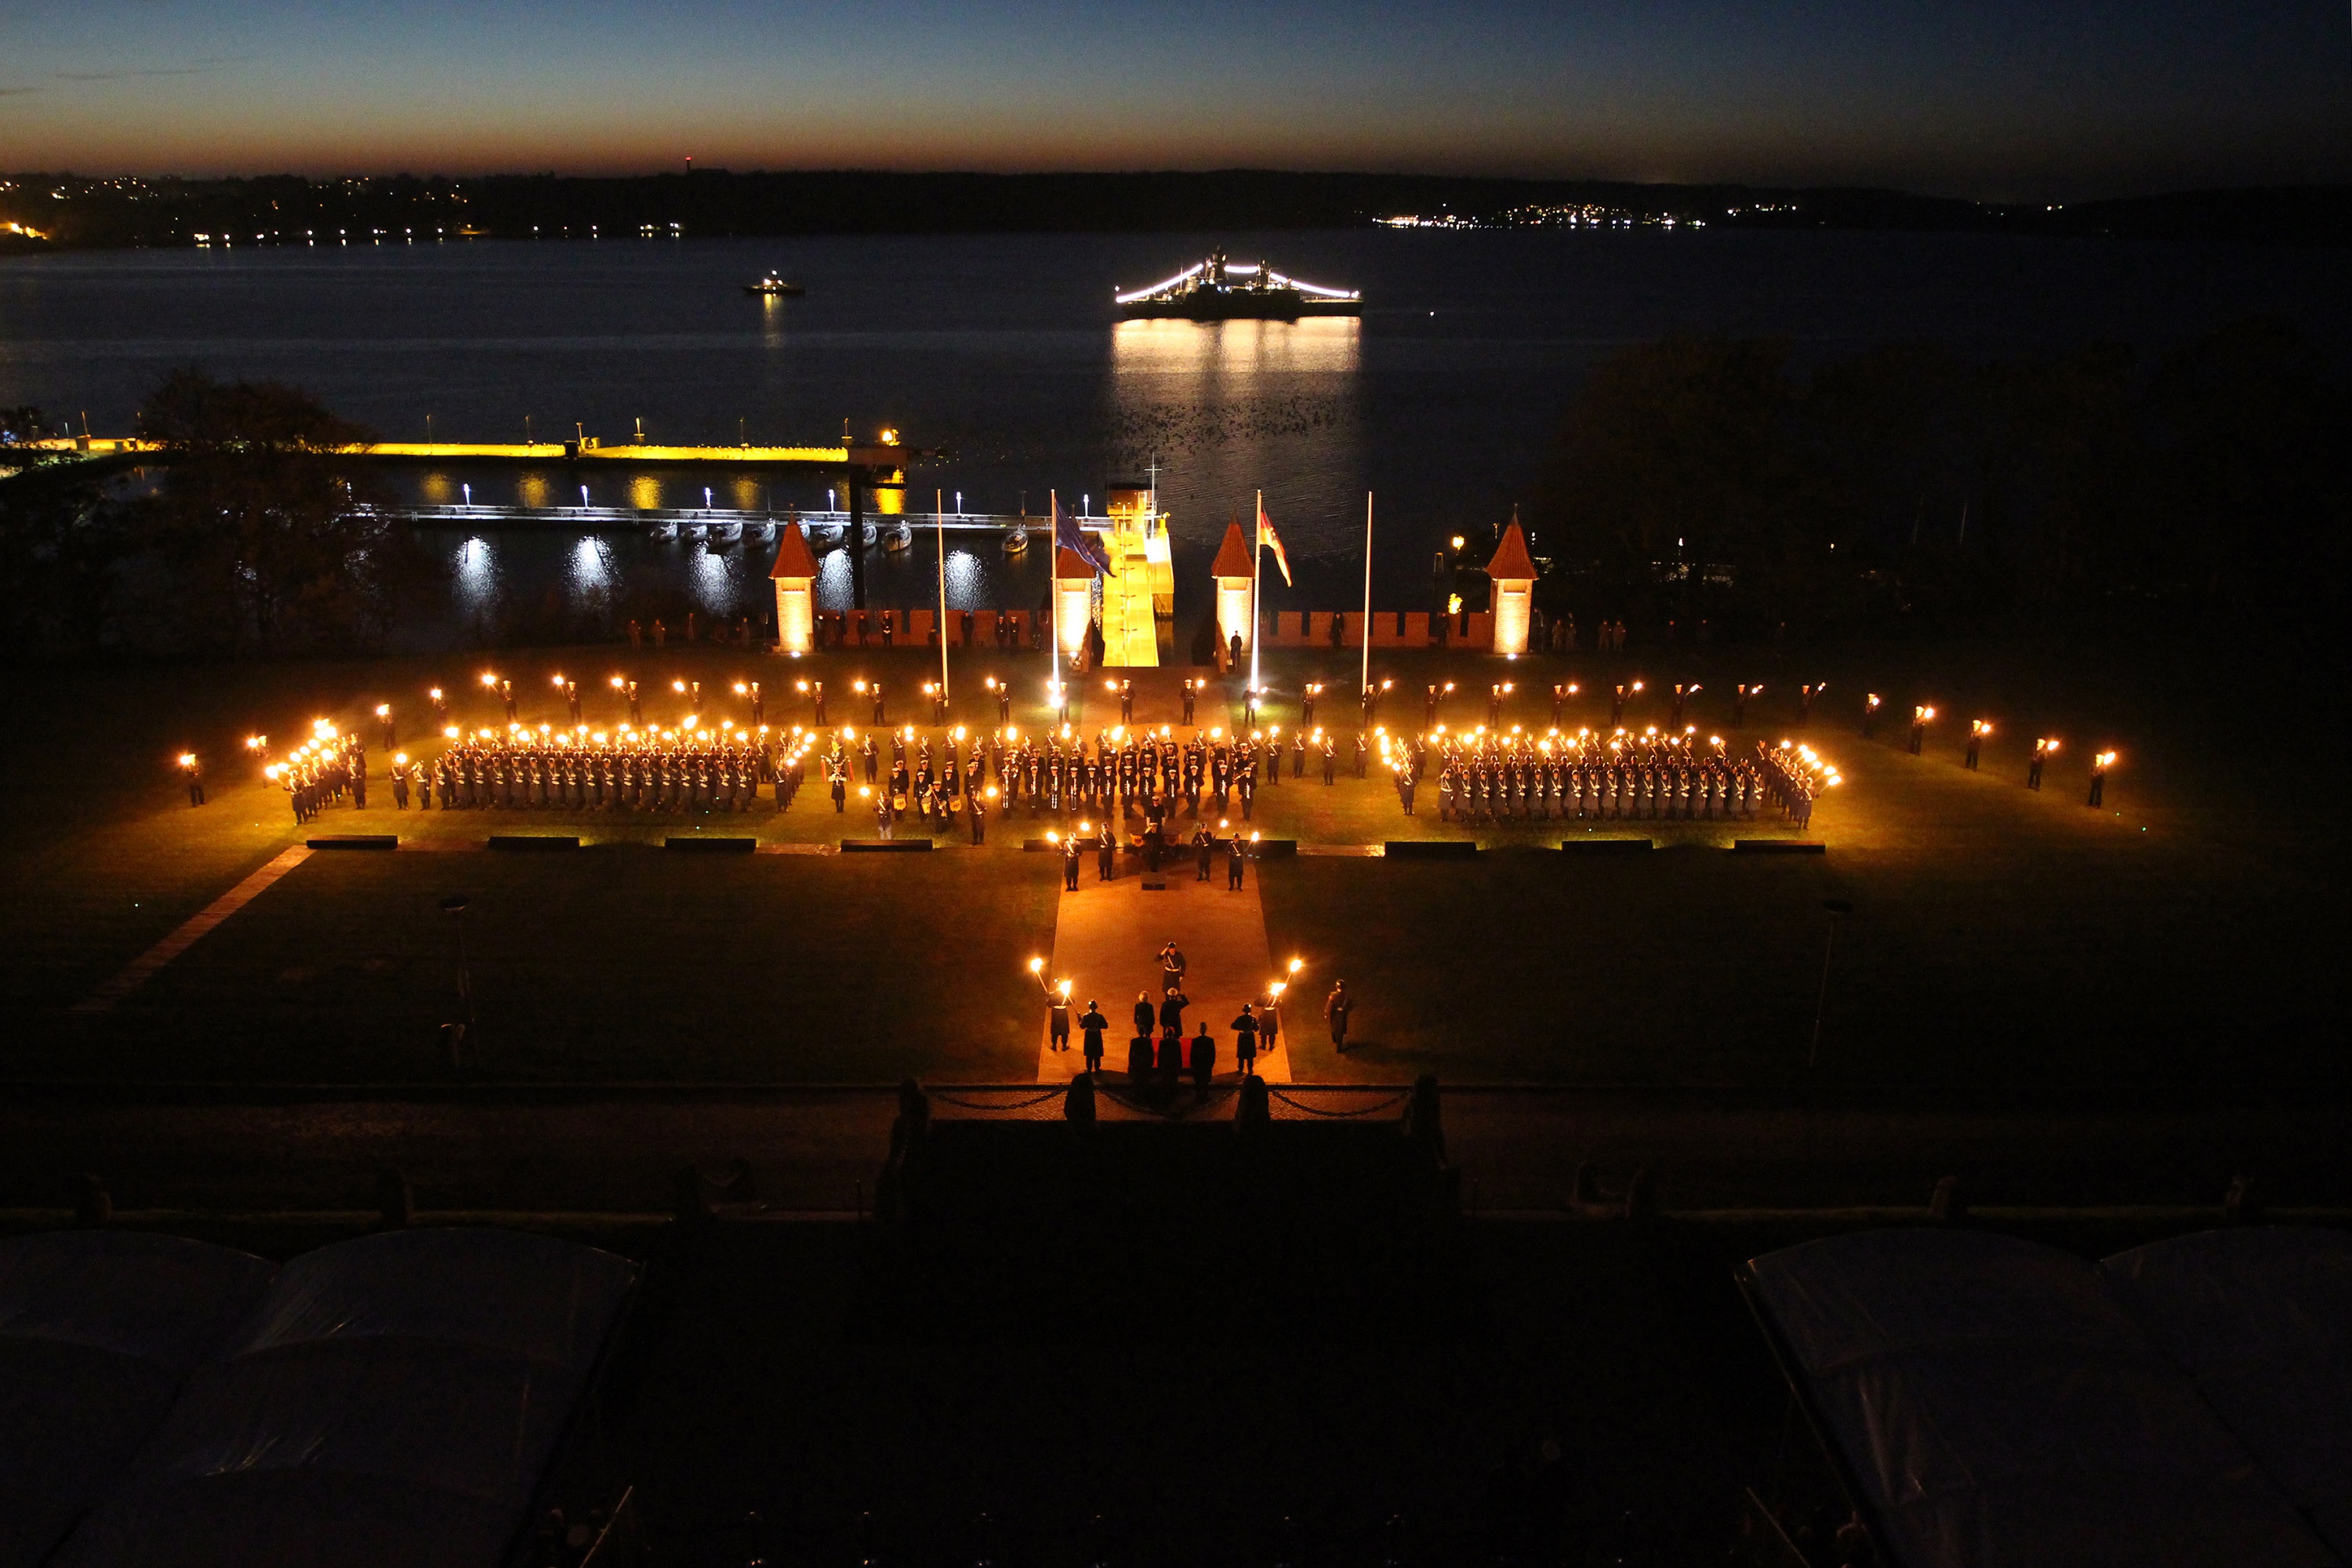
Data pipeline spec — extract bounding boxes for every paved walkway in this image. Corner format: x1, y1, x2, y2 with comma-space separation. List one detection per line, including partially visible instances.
1035, 859, 1292, 1083
71, 846, 314, 1014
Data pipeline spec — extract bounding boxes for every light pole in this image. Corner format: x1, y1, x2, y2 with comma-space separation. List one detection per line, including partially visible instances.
439, 894, 474, 1065
1809, 898, 1853, 1069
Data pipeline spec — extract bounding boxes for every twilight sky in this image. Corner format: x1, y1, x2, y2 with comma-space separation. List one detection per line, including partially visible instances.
2, 0, 2347, 198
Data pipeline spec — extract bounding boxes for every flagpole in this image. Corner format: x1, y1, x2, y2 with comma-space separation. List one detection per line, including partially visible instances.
1250, 489, 1262, 699
1360, 491, 1374, 698
935, 490, 949, 706
1049, 492, 1060, 715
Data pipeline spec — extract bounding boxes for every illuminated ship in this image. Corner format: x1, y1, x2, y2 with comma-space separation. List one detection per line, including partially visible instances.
1114, 248, 1361, 320
742, 274, 805, 296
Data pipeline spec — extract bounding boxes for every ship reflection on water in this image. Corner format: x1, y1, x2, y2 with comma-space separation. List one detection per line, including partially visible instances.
1109, 314, 1363, 561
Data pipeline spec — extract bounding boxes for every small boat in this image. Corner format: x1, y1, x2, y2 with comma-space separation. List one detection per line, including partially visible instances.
880, 524, 912, 554
1002, 527, 1030, 555
743, 274, 804, 297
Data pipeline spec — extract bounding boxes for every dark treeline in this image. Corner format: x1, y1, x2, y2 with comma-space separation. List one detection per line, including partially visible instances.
0, 371, 441, 662
7, 170, 2350, 248
1523, 318, 2350, 647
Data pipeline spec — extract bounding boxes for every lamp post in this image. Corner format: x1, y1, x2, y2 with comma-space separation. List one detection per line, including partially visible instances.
1809, 898, 1853, 1069
439, 894, 474, 1065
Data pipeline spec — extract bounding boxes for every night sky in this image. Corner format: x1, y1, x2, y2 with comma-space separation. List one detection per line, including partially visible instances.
2, 0, 2347, 197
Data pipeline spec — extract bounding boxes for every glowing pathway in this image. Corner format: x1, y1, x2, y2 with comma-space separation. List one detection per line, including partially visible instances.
71, 846, 314, 1014
1034, 864, 1290, 1084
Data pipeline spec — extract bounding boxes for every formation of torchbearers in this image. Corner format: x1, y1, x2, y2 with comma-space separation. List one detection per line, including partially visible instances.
1379, 726, 1842, 829
250, 699, 1846, 839
389, 723, 818, 815
262, 723, 371, 822
826, 722, 1312, 823
820, 722, 1307, 848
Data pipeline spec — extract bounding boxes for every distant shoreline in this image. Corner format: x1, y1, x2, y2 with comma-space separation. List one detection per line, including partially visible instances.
3, 171, 2347, 252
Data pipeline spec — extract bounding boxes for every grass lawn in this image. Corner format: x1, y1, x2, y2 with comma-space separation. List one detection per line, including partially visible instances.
58, 850, 1059, 1083
0, 633, 2334, 1087
1261, 710, 2332, 1085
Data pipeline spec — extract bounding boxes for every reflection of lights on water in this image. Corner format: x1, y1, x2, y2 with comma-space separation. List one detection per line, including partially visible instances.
517, 472, 551, 508
689, 547, 735, 612
815, 549, 853, 608
568, 536, 614, 597
630, 474, 663, 510
1110, 315, 1362, 376
454, 536, 496, 610
943, 549, 985, 607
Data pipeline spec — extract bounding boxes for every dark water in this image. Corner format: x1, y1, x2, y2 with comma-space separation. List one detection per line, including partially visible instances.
3, 230, 2343, 639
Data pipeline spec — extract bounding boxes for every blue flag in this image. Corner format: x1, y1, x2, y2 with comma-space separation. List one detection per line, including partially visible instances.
1053, 495, 1114, 575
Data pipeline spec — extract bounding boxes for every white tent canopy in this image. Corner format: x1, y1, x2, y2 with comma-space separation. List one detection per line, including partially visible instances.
2103, 1226, 2352, 1560
1744, 1228, 2338, 1568
52, 1228, 637, 1568
0, 1232, 274, 1568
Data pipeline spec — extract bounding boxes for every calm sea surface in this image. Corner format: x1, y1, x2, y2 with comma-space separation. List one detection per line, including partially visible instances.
3, 230, 2343, 643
